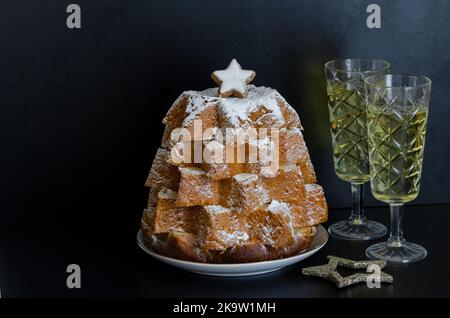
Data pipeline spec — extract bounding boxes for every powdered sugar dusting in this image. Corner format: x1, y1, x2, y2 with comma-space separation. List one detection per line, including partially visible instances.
233, 173, 258, 184
258, 185, 270, 204
183, 92, 219, 126
282, 163, 299, 172
205, 205, 229, 213
216, 230, 249, 244
165, 85, 289, 132
261, 225, 275, 245
305, 184, 321, 192
162, 92, 188, 125
267, 200, 295, 235
179, 167, 206, 175
219, 85, 285, 127
268, 200, 290, 215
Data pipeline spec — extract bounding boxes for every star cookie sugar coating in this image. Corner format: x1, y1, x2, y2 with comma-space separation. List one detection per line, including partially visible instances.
211, 59, 255, 98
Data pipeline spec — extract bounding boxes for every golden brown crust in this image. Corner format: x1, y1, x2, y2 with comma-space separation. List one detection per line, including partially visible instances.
143, 225, 316, 264
150, 231, 207, 262
176, 167, 221, 207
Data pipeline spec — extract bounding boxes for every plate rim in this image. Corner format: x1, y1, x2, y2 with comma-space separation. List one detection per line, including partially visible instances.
137, 224, 328, 268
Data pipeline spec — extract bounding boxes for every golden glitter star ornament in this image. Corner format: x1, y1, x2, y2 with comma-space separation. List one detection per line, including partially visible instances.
302, 256, 393, 288
211, 59, 255, 98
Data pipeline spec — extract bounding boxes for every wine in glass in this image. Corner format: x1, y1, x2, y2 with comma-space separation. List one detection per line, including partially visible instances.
365, 74, 431, 263
325, 59, 389, 240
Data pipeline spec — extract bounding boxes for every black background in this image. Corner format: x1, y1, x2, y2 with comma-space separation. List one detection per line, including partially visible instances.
1, 0, 450, 297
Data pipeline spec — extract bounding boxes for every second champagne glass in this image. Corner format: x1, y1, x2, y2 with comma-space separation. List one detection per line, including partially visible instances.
365, 74, 431, 263
325, 59, 389, 240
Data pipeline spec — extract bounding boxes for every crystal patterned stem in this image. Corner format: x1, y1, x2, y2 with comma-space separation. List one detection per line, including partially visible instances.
388, 204, 404, 246
350, 183, 364, 224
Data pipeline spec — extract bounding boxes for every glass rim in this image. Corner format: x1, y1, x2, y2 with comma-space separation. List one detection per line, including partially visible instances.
324, 58, 390, 74
364, 74, 432, 89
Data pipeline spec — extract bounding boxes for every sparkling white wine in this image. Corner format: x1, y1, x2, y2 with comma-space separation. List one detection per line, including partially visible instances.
367, 107, 428, 204
327, 82, 370, 183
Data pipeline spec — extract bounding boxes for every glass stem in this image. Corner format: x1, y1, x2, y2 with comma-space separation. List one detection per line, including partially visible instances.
349, 183, 365, 224
388, 204, 404, 247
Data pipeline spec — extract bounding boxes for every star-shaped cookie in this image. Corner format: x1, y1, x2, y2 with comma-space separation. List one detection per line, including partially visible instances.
211, 59, 255, 98
302, 256, 393, 288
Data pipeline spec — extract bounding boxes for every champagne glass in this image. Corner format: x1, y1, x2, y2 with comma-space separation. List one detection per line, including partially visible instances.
365, 74, 431, 263
325, 59, 389, 240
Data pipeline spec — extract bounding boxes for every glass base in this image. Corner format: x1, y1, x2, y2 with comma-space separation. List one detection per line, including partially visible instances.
366, 239, 427, 264
328, 218, 387, 241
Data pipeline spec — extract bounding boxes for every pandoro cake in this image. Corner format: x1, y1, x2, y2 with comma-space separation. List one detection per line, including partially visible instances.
140, 59, 327, 263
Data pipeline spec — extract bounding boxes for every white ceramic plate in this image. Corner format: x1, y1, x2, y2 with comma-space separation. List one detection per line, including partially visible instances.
137, 225, 328, 276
